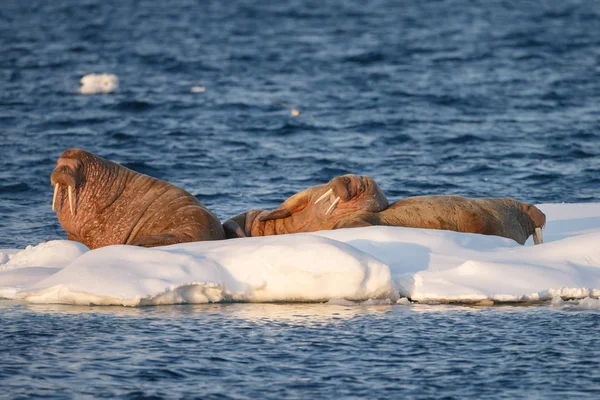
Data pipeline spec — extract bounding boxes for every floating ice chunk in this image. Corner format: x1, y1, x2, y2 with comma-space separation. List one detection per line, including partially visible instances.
1, 202, 600, 307
190, 85, 206, 93
79, 73, 119, 94
16, 235, 396, 306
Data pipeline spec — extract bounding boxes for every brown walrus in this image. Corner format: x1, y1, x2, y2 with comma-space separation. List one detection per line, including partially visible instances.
51, 148, 225, 249
223, 175, 546, 245
223, 174, 389, 238
332, 195, 546, 245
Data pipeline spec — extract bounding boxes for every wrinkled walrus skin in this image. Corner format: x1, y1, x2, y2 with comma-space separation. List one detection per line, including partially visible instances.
223, 175, 389, 238
333, 195, 546, 245
223, 175, 546, 245
51, 148, 225, 249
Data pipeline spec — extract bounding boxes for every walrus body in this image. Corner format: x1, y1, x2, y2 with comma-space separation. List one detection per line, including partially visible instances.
223, 174, 389, 238
224, 175, 546, 245
51, 149, 225, 249
333, 195, 546, 245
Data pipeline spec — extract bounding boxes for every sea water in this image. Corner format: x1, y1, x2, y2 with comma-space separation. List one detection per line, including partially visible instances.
1, 302, 600, 399
1, 0, 600, 397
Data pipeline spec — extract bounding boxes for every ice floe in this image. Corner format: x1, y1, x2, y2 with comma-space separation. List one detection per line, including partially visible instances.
1, 203, 599, 306
78, 73, 119, 94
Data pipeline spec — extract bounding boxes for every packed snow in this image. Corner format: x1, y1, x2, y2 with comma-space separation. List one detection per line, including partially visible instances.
1, 203, 599, 307
78, 73, 119, 94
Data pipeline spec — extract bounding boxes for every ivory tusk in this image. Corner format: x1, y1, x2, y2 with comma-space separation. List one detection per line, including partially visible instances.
315, 188, 333, 205
68, 185, 75, 216
52, 183, 59, 211
533, 227, 543, 245
325, 196, 341, 215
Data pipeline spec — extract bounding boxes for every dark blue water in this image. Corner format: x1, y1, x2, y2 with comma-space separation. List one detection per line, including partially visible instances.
1, 0, 599, 248
2, 0, 600, 398
1, 302, 600, 399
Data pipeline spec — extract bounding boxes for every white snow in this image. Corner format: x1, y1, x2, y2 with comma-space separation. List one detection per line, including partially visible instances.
1, 203, 599, 307
78, 73, 119, 94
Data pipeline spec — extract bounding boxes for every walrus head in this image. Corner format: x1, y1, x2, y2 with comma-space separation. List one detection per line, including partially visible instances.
50, 149, 89, 216
223, 175, 389, 237
258, 174, 389, 222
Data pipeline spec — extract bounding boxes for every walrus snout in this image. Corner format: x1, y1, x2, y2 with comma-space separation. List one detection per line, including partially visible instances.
50, 164, 80, 216
522, 203, 546, 229
313, 175, 368, 216
330, 175, 364, 201
520, 203, 546, 245
317, 175, 388, 215
357, 175, 389, 212
50, 166, 77, 187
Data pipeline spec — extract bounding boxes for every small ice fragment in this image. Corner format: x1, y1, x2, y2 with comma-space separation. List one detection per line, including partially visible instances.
191, 85, 206, 93
79, 73, 118, 95
396, 297, 411, 305
550, 295, 565, 306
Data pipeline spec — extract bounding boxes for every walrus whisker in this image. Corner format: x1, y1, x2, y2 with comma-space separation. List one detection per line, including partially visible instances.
52, 183, 59, 211
68, 185, 74, 216
533, 227, 543, 245
315, 188, 333, 205
325, 196, 341, 215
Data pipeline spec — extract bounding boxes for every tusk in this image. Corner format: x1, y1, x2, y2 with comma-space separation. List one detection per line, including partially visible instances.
533, 227, 543, 245
325, 196, 341, 215
315, 188, 333, 205
68, 185, 75, 216
52, 183, 59, 211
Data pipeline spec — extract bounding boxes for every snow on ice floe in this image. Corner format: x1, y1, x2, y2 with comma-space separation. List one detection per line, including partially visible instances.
1, 203, 600, 307
1, 235, 394, 306
0, 241, 89, 296
78, 73, 119, 94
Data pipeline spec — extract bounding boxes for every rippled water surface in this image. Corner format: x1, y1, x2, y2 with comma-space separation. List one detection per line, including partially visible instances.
1, 0, 600, 247
2, 0, 600, 397
1, 302, 599, 399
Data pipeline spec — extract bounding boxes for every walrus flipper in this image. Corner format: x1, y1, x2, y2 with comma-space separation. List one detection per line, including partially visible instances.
222, 220, 248, 239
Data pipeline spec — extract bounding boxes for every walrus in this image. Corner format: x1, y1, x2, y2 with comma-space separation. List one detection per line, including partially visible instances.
223, 175, 546, 245
331, 195, 546, 245
223, 174, 389, 238
51, 148, 225, 249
